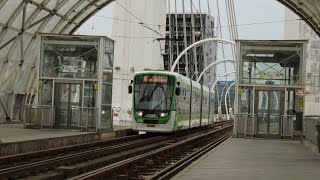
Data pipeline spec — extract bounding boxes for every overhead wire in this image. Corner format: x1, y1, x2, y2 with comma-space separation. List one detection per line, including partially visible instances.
113, 0, 162, 36
84, 11, 303, 30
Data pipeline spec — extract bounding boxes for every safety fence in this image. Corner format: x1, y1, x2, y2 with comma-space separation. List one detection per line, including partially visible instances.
235, 114, 295, 138
281, 115, 294, 139
23, 105, 109, 132
79, 107, 99, 131
235, 113, 257, 138
24, 105, 55, 128
303, 116, 320, 146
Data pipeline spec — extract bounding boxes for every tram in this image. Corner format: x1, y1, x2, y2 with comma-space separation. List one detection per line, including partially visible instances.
129, 71, 215, 133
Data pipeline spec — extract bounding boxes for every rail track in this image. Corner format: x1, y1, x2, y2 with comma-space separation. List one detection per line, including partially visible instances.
72, 123, 233, 180
0, 121, 232, 179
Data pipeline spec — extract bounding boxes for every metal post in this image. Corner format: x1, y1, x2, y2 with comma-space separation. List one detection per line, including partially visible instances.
0, 96, 10, 121
291, 116, 294, 140
174, 0, 180, 74
86, 109, 89, 131
41, 108, 44, 128
216, 0, 231, 111
168, 0, 172, 70
24, 105, 27, 128
225, 82, 236, 120
182, 0, 189, 77
244, 114, 247, 138
52, 106, 55, 128
190, 0, 198, 80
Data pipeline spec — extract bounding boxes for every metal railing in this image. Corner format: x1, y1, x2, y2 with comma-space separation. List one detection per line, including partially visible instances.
281, 115, 294, 139
24, 105, 102, 132
79, 107, 98, 131
235, 113, 257, 138
303, 116, 320, 145
24, 105, 55, 128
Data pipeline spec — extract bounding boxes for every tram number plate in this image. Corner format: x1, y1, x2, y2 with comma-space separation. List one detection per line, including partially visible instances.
147, 124, 156, 127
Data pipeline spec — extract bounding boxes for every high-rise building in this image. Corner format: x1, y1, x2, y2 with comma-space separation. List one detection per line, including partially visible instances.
164, 13, 217, 87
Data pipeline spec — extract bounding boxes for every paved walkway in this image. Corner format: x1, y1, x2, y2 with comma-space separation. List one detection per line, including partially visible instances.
0, 124, 90, 143
173, 138, 320, 180
0, 124, 131, 143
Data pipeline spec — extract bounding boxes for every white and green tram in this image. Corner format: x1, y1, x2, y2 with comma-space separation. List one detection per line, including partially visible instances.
129, 71, 215, 133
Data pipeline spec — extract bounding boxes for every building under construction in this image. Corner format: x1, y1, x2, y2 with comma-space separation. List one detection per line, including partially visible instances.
164, 13, 217, 87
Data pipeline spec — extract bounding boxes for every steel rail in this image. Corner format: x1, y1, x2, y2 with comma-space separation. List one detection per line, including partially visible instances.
0, 136, 168, 179
150, 132, 232, 180
0, 134, 141, 167
71, 124, 233, 180
0, 121, 232, 179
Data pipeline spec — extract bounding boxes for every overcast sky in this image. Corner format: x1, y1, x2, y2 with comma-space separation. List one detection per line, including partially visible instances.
77, 0, 286, 40
76, 0, 288, 78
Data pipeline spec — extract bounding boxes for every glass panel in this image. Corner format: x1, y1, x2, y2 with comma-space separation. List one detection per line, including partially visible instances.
84, 81, 97, 107
242, 61, 294, 85
102, 39, 114, 68
134, 74, 175, 113
41, 36, 99, 79
102, 68, 113, 83
101, 105, 112, 130
54, 83, 81, 128
38, 79, 53, 105
0, 1, 20, 23
102, 84, 112, 105
257, 91, 268, 135
269, 91, 281, 135
239, 87, 253, 113
240, 42, 303, 86
14, 66, 31, 92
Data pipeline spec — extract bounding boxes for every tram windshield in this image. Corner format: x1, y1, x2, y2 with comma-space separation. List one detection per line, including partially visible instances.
134, 74, 175, 112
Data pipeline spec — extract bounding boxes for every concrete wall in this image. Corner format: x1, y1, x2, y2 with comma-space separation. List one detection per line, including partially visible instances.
284, 8, 301, 40
0, 129, 135, 156
111, 0, 167, 123
284, 8, 320, 116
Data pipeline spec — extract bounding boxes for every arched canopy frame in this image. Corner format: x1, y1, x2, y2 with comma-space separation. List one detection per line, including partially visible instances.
197, 59, 235, 83
0, 0, 115, 95
0, 0, 319, 94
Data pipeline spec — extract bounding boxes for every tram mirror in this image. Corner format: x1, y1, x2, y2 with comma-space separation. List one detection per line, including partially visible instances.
128, 85, 133, 94
176, 87, 181, 96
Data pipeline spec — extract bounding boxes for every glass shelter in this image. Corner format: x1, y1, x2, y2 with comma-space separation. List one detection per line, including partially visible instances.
25, 34, 114, 132
235, 40, 307, 138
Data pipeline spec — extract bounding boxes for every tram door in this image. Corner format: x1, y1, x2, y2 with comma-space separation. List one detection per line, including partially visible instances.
255, 89, 284, 137
54, 83, 82, 128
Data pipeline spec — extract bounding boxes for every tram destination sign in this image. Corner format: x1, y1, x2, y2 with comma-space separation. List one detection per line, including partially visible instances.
143, 75, 168, 84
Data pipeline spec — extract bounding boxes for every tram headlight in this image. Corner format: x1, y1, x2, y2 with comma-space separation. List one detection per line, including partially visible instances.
135, 111, 143, 117
160, 113, 168, 117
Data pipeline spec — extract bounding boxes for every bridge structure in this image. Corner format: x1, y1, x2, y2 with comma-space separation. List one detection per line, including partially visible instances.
0, 0, 319, 122
0, 2, 319, 179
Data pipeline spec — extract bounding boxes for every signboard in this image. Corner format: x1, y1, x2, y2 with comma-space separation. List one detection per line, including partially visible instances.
143, 75, 168, 84
296, 89, 310, 96
259, 72, 281, 80
59, 65, 78, 73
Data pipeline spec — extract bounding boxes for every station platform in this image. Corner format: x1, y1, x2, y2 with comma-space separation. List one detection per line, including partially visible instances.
0, 124, 134, 156
173, 138, 320, 180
